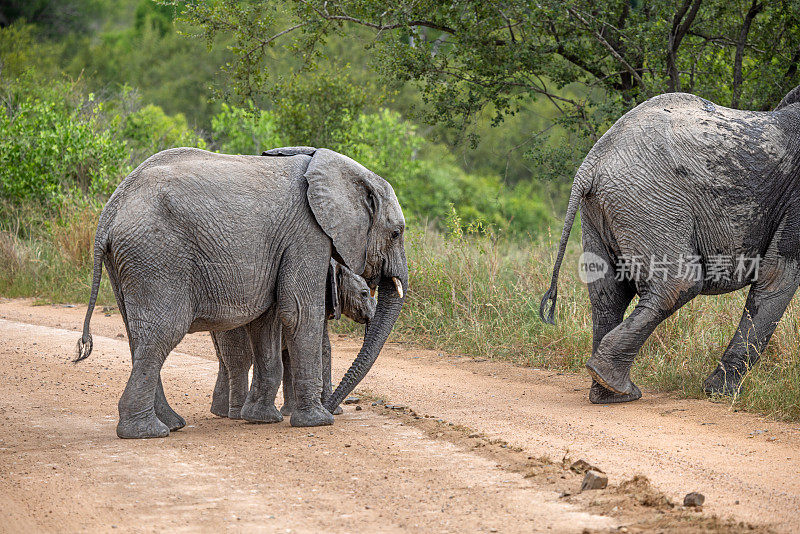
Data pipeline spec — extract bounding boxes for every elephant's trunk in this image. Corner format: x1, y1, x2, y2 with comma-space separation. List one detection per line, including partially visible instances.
324, 270, 407, 412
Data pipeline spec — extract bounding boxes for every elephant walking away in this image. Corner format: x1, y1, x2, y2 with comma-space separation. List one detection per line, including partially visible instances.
541, 86, 800, 404
210, 259, 376, 419
76, 147, 407, 438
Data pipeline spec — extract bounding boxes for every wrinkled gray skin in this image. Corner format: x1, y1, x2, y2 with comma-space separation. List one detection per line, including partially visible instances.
76, 147, 407, 438
210, 259, 375, 419
541, 87, 800, 404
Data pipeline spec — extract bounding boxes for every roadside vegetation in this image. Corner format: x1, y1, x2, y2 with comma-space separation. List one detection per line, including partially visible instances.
1, 1, 798, 421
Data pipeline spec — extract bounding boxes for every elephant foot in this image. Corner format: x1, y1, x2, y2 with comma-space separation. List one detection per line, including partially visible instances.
155, 401, 186, 432
228, 406, 243, 420
210, 395, 230, 418
332, 405, 343, 415
290, 404, 334, 427
117, 409, 170, 439
586, 354, 635, 396
241, 401, 283, 424
280, 403, 295, 416
703, 365, 744, 397
589, 380, 642, 404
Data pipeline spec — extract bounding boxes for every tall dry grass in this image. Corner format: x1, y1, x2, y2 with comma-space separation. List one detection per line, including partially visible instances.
0, 202, 115, 304
390, 226, 800, 421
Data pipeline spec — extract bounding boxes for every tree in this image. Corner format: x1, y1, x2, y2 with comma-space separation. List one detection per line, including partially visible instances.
0, 0, 111, 36
182, 0, 800, 144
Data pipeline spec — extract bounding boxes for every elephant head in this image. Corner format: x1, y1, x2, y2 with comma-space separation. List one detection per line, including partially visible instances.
327, 259, 376, 325
300, 148, 408, 411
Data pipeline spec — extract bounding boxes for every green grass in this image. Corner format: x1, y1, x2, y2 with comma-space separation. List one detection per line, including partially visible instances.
3, 206, 798, 420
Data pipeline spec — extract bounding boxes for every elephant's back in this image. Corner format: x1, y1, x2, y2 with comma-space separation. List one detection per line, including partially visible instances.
110, 148, 311, 229
579, 94, 788, 267
102, 149, 315, 321
587, 93, 789, 190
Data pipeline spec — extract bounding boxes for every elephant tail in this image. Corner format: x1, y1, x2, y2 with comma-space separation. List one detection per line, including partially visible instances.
74, 227, 109, 362
539, 169, 591, 325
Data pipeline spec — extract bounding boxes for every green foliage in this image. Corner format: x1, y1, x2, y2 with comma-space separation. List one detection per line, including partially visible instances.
210, 103, 281, 154
273, 72, 370, 148
135, 0, 184, 37
0, 0, 112, 37
184, 0, 800, 156
123, 103, 206, 160
210, 101, 550, 234
65, 1, 230, 129
0, 81, 128, 206
0, 21, 60, 79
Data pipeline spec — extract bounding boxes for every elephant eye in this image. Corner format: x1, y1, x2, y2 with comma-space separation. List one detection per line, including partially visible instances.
391, 230, 400, 239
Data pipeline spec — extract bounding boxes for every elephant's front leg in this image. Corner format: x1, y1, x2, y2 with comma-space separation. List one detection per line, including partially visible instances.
240, 310, 284, 423
280, 292, 333, 427
210, 351, 231, 418
279, 347, 295, 416
321, 322, 343, 415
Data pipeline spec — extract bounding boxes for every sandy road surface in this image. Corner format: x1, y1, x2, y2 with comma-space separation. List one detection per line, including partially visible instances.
0, 299, 797, 532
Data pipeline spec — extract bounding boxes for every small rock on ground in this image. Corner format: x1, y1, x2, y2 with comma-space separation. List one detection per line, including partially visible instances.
344, 396, 360, 404
684, 492, 705, 507
570, 459, 603, 474
580, 470, 608, 491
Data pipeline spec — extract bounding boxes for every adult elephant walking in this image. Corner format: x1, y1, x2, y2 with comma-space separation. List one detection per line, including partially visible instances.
75, 146, 408, 438
541, 87, 800, 404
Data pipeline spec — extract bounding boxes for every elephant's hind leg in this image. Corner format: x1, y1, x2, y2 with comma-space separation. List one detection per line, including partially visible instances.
704, 259, 800, 397
582, 220, 639, 403
280, 347, 295, 416
155, 378, 186, 431
117, 320, 187, 439
586, 280, 701, 397
106, 261, 186, 434
210, 355, 231, 418
241, 310, 284, 424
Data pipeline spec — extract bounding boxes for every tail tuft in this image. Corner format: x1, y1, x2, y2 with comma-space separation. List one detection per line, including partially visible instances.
74, 333, 93, 362
539, 287, 557, 325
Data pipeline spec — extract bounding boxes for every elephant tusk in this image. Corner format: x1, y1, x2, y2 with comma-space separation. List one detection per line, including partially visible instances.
392, 277, 404, 299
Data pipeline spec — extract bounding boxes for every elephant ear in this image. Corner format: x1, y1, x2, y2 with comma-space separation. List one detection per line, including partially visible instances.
305, 148, 382, 276
775, 85, 800, 110
262, 146, 317, 157
325, 259, 341, 321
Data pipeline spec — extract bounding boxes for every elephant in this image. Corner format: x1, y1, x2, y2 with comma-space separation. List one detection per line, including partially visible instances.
76, 146, 407, 438
540, 86, 800, 404
210, 258, 376, 419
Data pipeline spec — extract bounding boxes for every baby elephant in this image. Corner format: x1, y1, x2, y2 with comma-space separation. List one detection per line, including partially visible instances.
210, 260, 375, 419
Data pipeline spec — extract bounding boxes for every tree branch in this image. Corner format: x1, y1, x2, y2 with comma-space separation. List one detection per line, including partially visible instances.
667, 0, 703, 92
731, 0, 763, 108
567, 7, 646, 92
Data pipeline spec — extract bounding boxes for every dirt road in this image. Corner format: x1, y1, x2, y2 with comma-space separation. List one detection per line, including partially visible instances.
0, 299, 797, 533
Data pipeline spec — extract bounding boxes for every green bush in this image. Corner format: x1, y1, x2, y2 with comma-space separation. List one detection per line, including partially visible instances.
210, 103, 281, 154
123, 103, 206, 161
0, 83, 128, 207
